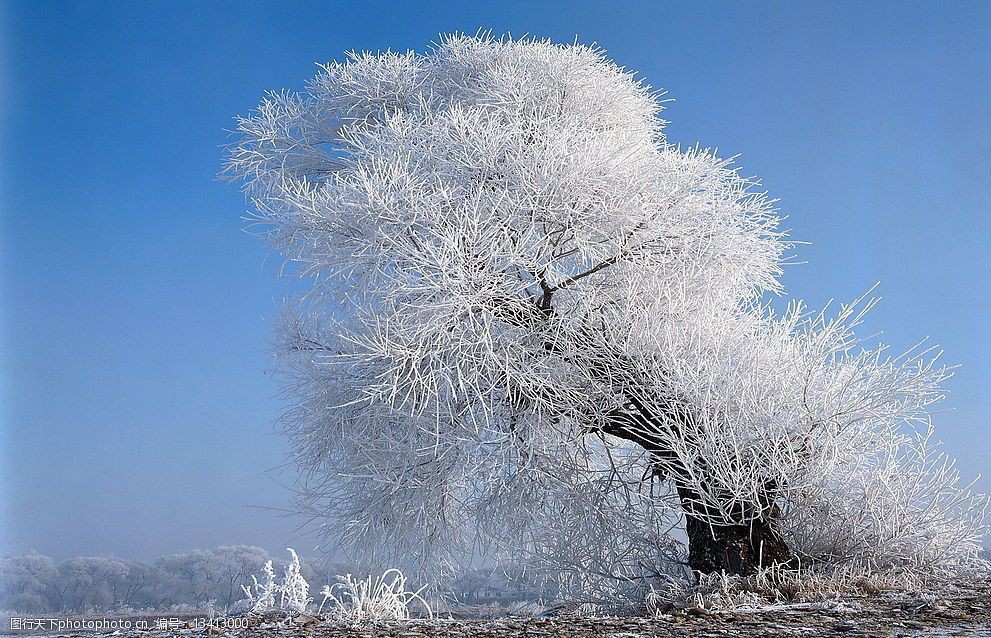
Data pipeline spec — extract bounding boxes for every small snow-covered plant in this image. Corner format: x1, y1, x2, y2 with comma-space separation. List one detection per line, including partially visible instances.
241, 560, 277, 614
279, 548, 312, 613
240, 549, 311, 614
318, 569, 431, 621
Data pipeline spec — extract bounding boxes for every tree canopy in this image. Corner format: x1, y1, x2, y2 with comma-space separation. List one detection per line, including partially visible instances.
226, 34, 987, 600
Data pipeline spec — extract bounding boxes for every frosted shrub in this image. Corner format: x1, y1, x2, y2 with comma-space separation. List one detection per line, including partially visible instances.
226, 32, 988, 601
241, 560, 277, 614
318, 569, 431, 621
280, 548, 312, 613
240, 549, 311, 614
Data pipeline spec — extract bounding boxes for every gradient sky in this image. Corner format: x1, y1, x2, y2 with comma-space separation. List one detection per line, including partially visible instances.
1, 0, 989, 562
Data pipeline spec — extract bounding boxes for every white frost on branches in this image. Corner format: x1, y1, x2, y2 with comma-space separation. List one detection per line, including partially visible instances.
279, 548, 311, 613
241, 560, 278, 614
240, 549, 311, 614
225, 33, 988, 599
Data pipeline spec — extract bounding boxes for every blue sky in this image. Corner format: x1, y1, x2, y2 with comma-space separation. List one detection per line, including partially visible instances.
1, 0, 988, 561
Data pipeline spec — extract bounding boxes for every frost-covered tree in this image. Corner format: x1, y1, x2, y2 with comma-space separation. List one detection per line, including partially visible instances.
214, 546, 273, 609
225, 34, 987, 595
0, 553, 58, 611
54, 557, 142, 611
156, 546, 273, 609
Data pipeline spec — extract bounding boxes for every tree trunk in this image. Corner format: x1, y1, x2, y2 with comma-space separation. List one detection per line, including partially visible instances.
679, 489, 794, 575
514, 298, 797, 576
600, 406, 795, 576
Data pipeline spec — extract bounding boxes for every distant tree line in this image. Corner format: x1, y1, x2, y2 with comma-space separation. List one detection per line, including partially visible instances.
1, 547, 569, 613
0, 546, 340, 613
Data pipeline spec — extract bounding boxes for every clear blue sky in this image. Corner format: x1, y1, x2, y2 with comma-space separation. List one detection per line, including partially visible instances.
1, 1, 988, 561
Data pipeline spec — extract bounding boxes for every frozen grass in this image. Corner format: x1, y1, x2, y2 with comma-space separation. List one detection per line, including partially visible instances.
240, 548, 311, 615
241, 560, 278, 614
318, 568, 433, 621
279, 548, 311, 613
239, 550, 433, 622
646, 560, 991, 615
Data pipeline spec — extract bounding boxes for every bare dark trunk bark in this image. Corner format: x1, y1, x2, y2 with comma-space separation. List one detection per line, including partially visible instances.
682, 514, 793, 575
602, 406, 795, 576
676, 485, 794, 575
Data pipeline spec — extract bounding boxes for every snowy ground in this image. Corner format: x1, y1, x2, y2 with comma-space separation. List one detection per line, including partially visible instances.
5, 583, 990, 638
